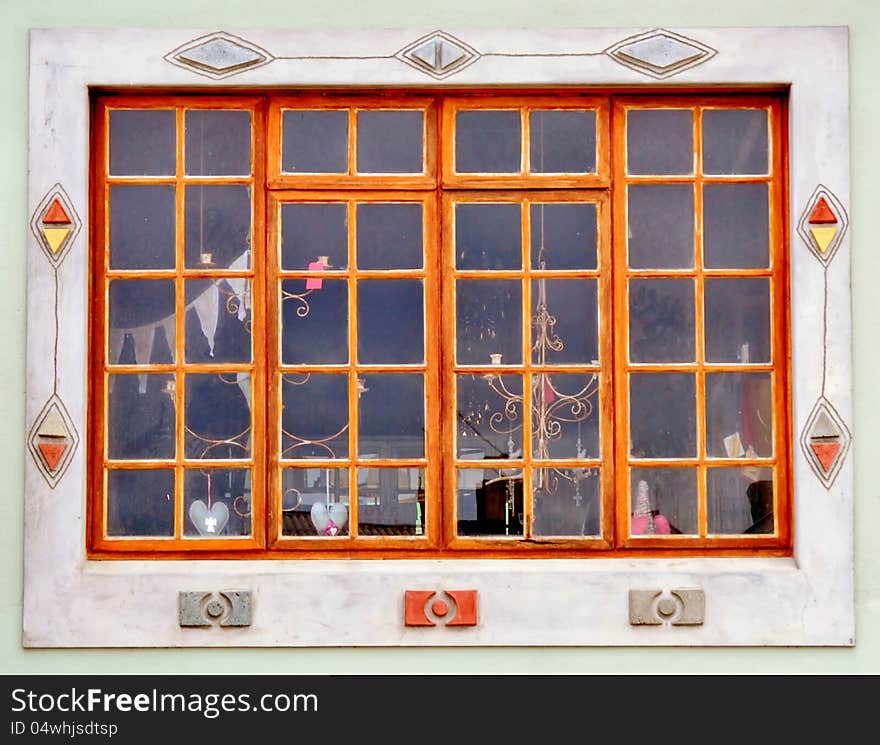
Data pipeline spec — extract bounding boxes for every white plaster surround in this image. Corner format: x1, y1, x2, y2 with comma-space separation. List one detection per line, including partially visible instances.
24, 26, 853, 646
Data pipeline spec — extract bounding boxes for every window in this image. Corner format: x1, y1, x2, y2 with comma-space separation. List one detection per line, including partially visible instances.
89, 90, 790, 557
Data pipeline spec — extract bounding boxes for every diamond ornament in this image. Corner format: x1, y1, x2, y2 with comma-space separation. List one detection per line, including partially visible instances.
800, 397, 851, 488
165, 32, 273, 79
397, 31, 479, 79
797, 185, 848, 266
28, 395, 79, 488
606, 29, 716, 79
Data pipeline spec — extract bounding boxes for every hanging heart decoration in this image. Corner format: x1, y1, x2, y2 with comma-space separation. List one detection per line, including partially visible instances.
189, 500, 230, 536
310, 502, 348, 536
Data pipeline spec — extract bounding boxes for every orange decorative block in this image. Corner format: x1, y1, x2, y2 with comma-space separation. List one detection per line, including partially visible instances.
445, 590, 478, 626
810, 440, 841, 473
37, 441, 68, 472
42, 198, 72, 224
404, 590, 436, 626
808, 196, 837, 224
404, 589, 479, 628
431, 599, 449, 618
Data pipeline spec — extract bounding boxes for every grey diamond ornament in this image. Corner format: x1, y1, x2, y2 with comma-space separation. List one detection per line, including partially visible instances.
397, 31, 479, 79
606, 29, 716, 79
165, 32, 273, 79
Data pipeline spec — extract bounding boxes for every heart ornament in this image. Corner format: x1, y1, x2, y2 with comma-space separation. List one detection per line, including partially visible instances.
310, 502, 348, 536
189, 500, 230, 536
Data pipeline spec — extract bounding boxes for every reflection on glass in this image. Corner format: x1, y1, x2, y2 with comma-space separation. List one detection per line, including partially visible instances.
281, 374, 349, 460
708, 467, 774, 534
702, 109, 768, 175
109, 109, 176, 176
531, 373, 600, 459
703, 183, 769, 269
627, 109, 693, 175
630, 373, 696, 458
455, 110, 521, 173
457, 467, 523, 537
529, 110, 596, 173
185, 373, 252, 460
356, 203, 423, 269
706, 373, 773, 458
185, 280, 252, 364
109, 185, 176, 270
533, 466, 600, 537
532, 279, 597, 364
357, 110, 423, 173
281, 203, 348, 270
629, 278, 695, 363
281, 278, 348, 365
108, 373, 175, 460
183, 468, 252, 538
627, 184, 694, 269
357, 468, 426, 536
457, 374, 523, 460
359, 374, 424, 459
629, 467, 697, 536
281, 467, 350, 537
358, 280, 424, 364
456, 280, 522, 365
530, 203, 597, 270
282, 110, 348, 173
185, 185, 251, 269
704, 278, 771, 363
185, 109, 252, 176
455, 203, 521, 270
107, 469, 175, 537
108, 280, 176, 364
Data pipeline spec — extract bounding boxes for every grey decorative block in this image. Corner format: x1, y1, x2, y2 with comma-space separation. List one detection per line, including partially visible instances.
165, 32, 273, 79
396, 31, 480, 79
605, 29, 716, 79
629, 588, 705, 626
178, 590, 252, 628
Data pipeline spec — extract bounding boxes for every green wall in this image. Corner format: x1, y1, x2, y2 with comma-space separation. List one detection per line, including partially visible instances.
3, 0, 878, 674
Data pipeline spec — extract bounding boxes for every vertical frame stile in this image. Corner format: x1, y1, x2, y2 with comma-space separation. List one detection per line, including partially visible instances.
694, 106, 708, 538
266, 191, 281, 547
347, 199, 359, 538
521, 199, 533, 537
597, 192, 616, 547
348, 108, 357, 177
442, 191, 457, 547
424, 188, 442, 547
174, 106, 186, 541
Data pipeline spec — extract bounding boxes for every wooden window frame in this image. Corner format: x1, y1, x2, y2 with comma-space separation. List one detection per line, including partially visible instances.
88, 89, 791, 559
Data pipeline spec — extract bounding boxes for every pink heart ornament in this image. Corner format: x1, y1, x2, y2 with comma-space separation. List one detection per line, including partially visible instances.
189, 500, 230, 536
310, 502, 348, 536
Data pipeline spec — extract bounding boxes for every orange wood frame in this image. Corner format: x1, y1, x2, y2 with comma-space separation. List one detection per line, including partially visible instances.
88, 90, 791, 559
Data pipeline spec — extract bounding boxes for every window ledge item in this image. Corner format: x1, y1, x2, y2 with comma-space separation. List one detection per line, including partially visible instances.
24, 26, 853, 646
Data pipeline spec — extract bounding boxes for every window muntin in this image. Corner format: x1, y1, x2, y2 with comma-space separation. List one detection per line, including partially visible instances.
90, 91, 790, 557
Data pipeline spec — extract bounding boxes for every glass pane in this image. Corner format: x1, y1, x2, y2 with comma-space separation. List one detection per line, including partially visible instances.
357, 110, 423, 173
629, 278, 695, 363
630, 373, 696, 458
703, 109, 768, 175
108, 280, 176, 364
457, 374, 523, 460
630, 467, 698, 536
184, 468, 252, 537
533, 466, 600, 537
107, 469, 175, 537
529, 110, 596, 173
281, 278, 348, 365
627, 184, 694, 269
357, 467, 426, 536
530, 203, 597, 271
185, 280, 252, 364
704, 278, 771, 364
455, 110, 521, 173
706, 373, 773, 458
109, 109, 176, 176
281, 203, 348, 270
281, 373, 349, 460
185, 185, 251, 269
185, 373, 252, 460
455, 203, 521, 270
281, 467, 350, 537
457, 467, 523, 537
456, 279, 522, 365
627, 109, 693, 175
281, 109, 348, 173
531, 373, 600, 459
358, 279, 424, 364
708, 467, 774, 534
359, 374, 424, 459
109, 185, 175, 270
356, 203, 423, 269
185, 109, 252, 176
108, 373, 175, 460
532, 279, 598, 364
703, 183, 769, 269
